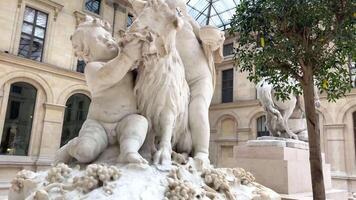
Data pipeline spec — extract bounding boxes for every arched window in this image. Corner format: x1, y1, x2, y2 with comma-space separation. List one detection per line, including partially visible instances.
220, 118, 236, 136
0, 82, 37, 155
257, 115, 269, 137
60, 94, 91, 147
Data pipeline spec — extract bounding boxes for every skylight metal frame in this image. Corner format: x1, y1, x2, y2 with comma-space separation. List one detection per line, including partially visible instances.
186, 0, 238, 30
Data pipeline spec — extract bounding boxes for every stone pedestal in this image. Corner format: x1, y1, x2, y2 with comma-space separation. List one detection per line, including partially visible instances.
229, 138, 348, 199
224, 138, 348, 199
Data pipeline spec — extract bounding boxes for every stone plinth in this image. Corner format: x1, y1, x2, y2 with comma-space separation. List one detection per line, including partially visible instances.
230, 139, 332, 195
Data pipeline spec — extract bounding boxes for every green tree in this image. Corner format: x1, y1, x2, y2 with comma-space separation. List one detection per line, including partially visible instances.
229, 0, 355, 199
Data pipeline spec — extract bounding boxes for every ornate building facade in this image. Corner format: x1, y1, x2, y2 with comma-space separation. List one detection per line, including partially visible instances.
0, 0, 355, 197
0, 0, 132, 195
209, 37, 356, 195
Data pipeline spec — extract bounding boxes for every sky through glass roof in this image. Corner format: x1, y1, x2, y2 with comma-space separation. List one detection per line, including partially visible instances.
185, 0, 239, 30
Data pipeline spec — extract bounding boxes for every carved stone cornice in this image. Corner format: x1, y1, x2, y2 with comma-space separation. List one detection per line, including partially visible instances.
210, 100, 261, 111
216, 56, 234, 67
236, 127, 251, 133
43, 103, 66, 111
0, 52, 85, 82
73, 10, 86, 27
106, 0, 132, 8
0, 155, 38, 165
17, 0, 23, 8
324, 124, 346, 129
18, 0, 64, 21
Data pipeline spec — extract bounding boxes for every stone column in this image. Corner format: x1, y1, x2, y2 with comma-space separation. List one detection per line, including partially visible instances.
0, 87, 3, 110
36, 103, 66, 169
0, 86, 8, 141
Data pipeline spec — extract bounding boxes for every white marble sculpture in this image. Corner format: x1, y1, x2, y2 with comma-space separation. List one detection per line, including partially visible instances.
8, 1, 281, 199
129, 0, 225, 168
8, 161, 280, 200
129, 2, 191, 167
54, 15, 149, 165
256, 79, 320, 141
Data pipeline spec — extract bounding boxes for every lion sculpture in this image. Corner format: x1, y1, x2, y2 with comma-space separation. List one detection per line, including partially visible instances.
129, 0, 191, 166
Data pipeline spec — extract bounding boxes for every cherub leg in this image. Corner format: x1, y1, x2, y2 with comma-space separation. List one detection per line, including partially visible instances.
117, 114, 148, 164
56, 119, 108, 164
188, 78, 213, 168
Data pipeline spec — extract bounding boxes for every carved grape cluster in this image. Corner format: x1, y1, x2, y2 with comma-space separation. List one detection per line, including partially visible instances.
232, 168, 255, 185
201, 169, 235, 200
202, 169, 230, 191
164, 169, 204, 200
10, 170, 36, 192
165, 178, 204, 200
73, 164, 121, 193
46, 163, 72, 183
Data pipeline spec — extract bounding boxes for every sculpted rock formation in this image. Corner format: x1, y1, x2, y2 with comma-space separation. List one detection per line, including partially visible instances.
8, 161, 280, 200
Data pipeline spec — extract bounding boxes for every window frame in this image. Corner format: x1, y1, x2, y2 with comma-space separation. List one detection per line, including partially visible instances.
18, 6, 48, 62
76, 60, 86, 73
256, 115, 269, 138
0, 82, 37, 156
221, 68, 234, 103
127, 13, 134, 27
83, 0, 102, 16
223, 43, 234, 57
60, 94, 91, 147
12, 0, 63, 62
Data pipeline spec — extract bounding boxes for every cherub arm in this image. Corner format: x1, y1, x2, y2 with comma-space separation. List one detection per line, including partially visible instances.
185, 15, 201, 42
86, 52, 137, 94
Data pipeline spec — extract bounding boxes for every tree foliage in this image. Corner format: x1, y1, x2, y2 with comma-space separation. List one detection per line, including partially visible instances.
229, 0, 355, 101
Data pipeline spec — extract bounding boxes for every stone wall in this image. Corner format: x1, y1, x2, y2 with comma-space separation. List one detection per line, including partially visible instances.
0, 0, 129, 195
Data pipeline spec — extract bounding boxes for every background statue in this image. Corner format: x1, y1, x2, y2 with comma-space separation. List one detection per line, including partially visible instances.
55, 16, 149, 165
257, 79, 320, 141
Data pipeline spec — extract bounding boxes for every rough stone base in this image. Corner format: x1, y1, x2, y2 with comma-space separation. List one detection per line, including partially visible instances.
279, 188, 348, 200
7, 158, 281, 200
251, 136, 309, 150
229, 143, 332, 195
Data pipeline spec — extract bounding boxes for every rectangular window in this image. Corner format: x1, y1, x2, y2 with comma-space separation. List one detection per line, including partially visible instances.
127, 13, 134, 27
257, 116, 269, 137
76, 60, 86, 73
85, 0, 101, 15
223, 43, 234, 57
18, 7, 48, 62
222, 69, 234, 103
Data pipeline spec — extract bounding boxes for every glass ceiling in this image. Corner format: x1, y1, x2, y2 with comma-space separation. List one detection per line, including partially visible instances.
186, 0, 239, 30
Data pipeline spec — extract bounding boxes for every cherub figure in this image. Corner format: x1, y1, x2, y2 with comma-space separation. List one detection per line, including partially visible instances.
55, 16, 148, 165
